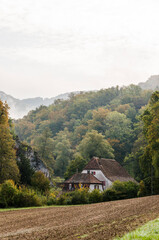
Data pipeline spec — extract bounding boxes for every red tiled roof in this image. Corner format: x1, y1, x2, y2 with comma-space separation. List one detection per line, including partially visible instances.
64, 173, 103, 184
84, 157, 136, 183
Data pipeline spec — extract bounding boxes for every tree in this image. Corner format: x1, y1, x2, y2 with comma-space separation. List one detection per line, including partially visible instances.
54, 129, 73, 176
105, 111, 133, 163
0, 100, 19, 183
33, 127, 55, 176
77, 130, 114, 159
16, 139, 34, 185
141, 91, 159, 177
64, 154, 87, 180
88, 108, 110, 134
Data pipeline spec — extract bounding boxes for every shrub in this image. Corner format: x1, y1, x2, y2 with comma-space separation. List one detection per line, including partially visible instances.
103, 188, 119, 201
103, 181, 139, 202
0, 180, 18, 207
31, 171, 50, 193
47, 192, 56, 205
71, 189, 89, 205
111, 181, 139, 199
56, 194, 68, 205
0, 180, 44, 208
89, 189, 102, 203
14, 188, 43, 207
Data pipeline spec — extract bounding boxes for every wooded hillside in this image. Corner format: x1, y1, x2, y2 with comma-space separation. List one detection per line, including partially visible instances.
14, 85, 153, 183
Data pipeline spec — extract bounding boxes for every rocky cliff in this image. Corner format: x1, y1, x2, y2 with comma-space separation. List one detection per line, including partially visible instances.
15, 137, 50, 178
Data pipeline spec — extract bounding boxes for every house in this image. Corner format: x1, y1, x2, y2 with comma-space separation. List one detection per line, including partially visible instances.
63, 172, 103, 191
63, 156, 136, 191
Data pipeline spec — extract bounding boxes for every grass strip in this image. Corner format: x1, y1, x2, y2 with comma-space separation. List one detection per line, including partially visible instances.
115, 218, 159, 240
0, 204, 76, 212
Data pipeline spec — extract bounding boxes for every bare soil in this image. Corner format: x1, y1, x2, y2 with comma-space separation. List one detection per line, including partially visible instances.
0, 195, 159, 240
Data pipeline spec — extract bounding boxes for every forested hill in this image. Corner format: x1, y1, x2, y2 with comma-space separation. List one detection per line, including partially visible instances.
14, 85, 153, 180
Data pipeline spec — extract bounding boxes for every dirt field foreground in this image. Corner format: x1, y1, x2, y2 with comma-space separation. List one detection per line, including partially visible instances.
0, 195, 159, 240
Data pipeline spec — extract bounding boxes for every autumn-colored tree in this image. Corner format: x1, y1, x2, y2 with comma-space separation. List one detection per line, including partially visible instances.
0, 100, 19, 183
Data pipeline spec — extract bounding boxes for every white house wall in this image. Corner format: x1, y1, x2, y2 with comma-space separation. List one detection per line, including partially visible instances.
89, 184, 103, 191
82, 169, 112, 190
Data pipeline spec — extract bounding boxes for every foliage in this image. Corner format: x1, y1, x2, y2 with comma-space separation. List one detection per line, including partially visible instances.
0, 100, 19, 183
16, 138, 35, 185
64, 154, 87, 180
0, 180, 18, 207
103, 188, 119, 201
137, 180, 147, 197
105, 111, 133, 163
14, 85, 152, 178
32, 127, 55, 177
141, 91, 159, 177
14, 187, 44, 207
103, 181, 139, 201
71, 188, 89, 205
54, 129, 73, 176
89, 189, 103, 203
77, 130, 114, 159
0, 180, 43, 208
31, 171, 50, 193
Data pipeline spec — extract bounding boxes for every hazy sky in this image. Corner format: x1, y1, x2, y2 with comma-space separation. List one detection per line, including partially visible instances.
0, 0, 159, 99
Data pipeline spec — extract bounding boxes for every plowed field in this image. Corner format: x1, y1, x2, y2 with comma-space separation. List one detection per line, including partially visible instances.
0, 195, 159, 240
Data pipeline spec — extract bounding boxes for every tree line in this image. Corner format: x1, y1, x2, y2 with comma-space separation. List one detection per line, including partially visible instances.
1, 84, 159, 195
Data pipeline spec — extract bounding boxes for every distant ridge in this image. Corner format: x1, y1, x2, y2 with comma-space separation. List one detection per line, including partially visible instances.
0, 91, 79, 119
138, 75, 159, 91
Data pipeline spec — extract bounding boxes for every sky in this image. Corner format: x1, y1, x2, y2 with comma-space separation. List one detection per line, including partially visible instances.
0, 0, 159, 99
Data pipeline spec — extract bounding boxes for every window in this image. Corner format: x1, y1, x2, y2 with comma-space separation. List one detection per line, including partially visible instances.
87, 170, 90, 174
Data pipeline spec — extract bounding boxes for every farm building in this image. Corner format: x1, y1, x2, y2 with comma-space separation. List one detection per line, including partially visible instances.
63, 156, 136, 191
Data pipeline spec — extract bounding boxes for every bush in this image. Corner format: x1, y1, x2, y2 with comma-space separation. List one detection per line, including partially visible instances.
103, 181, 139, 202
89, 189, 102, 203
103, 188, 119, 201
112, 181, 139, 199
0, 180, 18, 207
71, 189, 89, 205
0, 180, 45, 208
56, 194, 68, 205
47, 192, 56, 205
31, 171, 50, 193
14, 187, 43, 207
